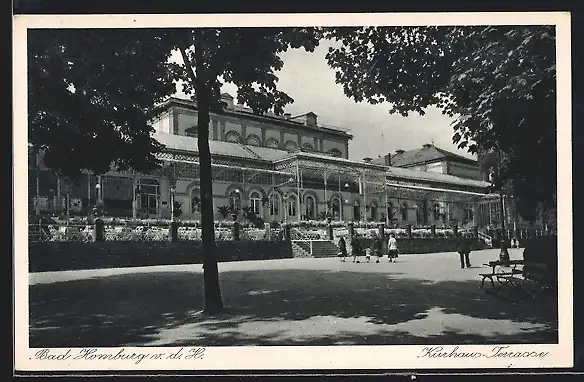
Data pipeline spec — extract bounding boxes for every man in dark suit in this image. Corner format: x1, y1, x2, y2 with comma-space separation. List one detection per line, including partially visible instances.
457, 233, 471, 269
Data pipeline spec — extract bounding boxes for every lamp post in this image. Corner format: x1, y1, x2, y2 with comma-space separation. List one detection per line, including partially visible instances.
488, 168, 506, 237
343, 182, 350, 221
64, 184, 71, 222
95, 183, 101, 217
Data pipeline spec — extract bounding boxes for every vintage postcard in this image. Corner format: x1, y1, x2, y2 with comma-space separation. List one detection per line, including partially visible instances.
13, 12, 572, 372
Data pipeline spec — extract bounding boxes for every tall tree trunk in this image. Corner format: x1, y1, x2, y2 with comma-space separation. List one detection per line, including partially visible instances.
179, 34, 224, 314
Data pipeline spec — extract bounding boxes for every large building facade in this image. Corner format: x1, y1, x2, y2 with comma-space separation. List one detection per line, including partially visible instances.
30, 94, 524, 230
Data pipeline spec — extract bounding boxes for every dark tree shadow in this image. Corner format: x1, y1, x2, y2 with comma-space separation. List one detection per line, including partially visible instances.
29, 268, 558, 347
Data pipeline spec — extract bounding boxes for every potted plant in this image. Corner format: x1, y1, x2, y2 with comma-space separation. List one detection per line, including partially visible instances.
217, 205, 230, 220
229, 205, 240, 221
173, 201, 183, 218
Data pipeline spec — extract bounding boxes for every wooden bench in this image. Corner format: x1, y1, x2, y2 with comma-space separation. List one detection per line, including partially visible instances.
491, 261, 551, 300
479, 260, 524, 289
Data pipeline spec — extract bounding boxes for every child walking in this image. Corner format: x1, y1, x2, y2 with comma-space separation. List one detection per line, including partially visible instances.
350, 234, 362, 263
387, 233, 398, 262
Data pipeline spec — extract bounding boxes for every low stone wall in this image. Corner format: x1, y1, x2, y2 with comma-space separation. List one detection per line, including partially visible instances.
356, 238, 488, 255
29, 241, 294, 272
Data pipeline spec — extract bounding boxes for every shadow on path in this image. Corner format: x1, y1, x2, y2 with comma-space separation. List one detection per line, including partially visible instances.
29, 268, 558, 347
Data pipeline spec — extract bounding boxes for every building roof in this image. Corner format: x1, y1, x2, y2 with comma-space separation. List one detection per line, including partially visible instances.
373, 144, 477, 167
153, 132, 489, 190
386, 166, 490, 189
153, 132, 291, 162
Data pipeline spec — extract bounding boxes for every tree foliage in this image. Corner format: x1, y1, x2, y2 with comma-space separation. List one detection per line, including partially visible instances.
325, 26, 557, 221
28, 29, 177, 180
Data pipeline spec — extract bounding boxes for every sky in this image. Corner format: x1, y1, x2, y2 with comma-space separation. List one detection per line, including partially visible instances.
172, 39, 476, 162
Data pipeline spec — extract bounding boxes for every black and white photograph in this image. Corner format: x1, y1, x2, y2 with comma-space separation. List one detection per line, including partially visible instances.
14, 12, 572, 372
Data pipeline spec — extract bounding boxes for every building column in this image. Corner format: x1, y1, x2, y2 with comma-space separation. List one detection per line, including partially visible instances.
313, 137, 319, 152
279, 131, 285, 149
261, 127, 267, 146
220, 120, 226, 141
241, 123, 247, 144
212, 119, 219, 140
172, 109, 179, 135
297, 133, 302, 148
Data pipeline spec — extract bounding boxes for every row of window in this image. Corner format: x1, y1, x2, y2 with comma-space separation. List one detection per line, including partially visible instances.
187, 128, 344, 156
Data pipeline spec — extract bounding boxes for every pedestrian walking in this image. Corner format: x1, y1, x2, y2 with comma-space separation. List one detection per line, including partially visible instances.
457, 232, 472, 269
350, 234, 362, 263
371, 234, 383, 263
387, 233, 398, 262
338, 236, 347, 262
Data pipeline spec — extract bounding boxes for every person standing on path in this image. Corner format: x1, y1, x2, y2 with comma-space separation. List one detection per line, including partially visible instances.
387, 233, 398, 262
350, 234, 362, 263
457, 233, 472, 269
338, 236, 347, 262
371, 234, 383, 263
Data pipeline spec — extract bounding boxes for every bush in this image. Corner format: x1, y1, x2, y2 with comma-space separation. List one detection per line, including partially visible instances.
522, 236, 558, 285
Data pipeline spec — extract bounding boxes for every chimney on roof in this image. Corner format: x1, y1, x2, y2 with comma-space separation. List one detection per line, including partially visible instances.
220, 93, 234, 110
396, 149, 405, 154
422, 143, 433, 148
363, 157, 373, 163
284, 113, 291, 119
305, 112, 317, 127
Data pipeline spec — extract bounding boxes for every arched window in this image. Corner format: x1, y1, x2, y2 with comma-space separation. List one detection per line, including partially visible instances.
305, 195, 316, 219
387, 202, 394, 221
191, 188, 201, 213
287, 194, 297, 217
330, 197, 340, 216
185, 125, 198, 137
225, 131, 241, 143
228, 189, 241, 211
301, 143, 314, 152
401, 202, 408, 221
269, 193, 281, 216
353, 199, 360, 221
265, 138, 279, 149
284, 140, 298, 152
246, 135, 261, 147
250, 190, 262, 215
433, 203, 441, 220
327, 148, 343, 157
370, 200, 378, 221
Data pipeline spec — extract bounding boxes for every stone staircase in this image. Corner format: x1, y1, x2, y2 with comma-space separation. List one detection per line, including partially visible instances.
310, 240, 341, 258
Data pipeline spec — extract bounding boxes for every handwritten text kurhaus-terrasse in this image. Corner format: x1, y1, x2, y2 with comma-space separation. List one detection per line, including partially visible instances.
419, 346, 549, 359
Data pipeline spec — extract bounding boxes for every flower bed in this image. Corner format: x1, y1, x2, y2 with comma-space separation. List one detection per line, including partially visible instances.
31, 218, 468, 243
